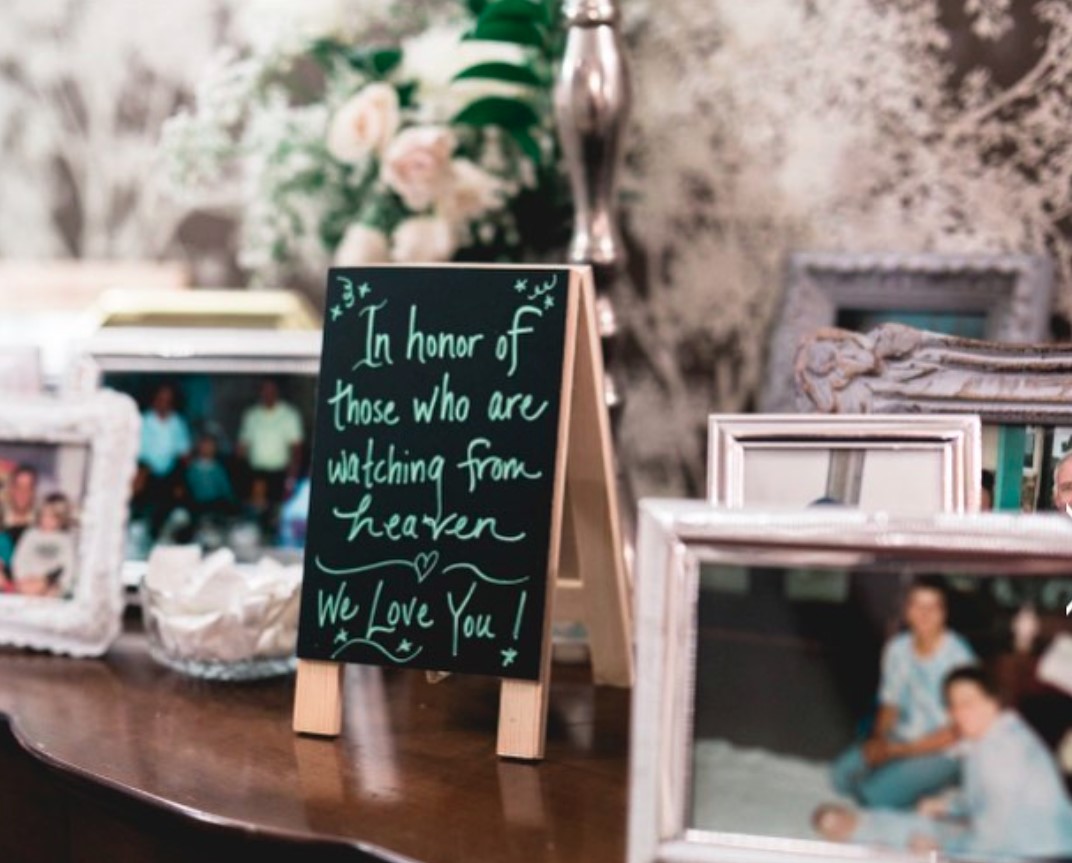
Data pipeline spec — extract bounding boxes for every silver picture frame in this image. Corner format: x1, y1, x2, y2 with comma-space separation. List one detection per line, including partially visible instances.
66, 326, 322, 586
707, 413, 981, 513
629, 499, 1072, 863
761, 251, 1054, 413
0, 390, 140, 656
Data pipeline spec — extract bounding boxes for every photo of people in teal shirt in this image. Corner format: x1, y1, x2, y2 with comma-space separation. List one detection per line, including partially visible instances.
106, 371, 316, 564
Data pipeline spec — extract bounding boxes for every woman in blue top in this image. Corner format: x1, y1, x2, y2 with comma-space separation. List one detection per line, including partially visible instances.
831, 574, 975, 808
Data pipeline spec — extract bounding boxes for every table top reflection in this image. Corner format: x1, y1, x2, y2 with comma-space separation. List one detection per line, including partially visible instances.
0, 617, 630, 863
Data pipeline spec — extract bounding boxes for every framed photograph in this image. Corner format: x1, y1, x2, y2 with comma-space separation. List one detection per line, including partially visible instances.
67, 327, 322, 586
761, 251, 1054, 412
796, 322, 1072, 516
0, 391, 140, 656
630, 499, 1072, 863
707, 414, 981, 514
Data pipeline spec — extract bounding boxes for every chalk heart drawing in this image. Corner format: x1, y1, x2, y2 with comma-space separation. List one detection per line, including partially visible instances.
414, 550, 439, 583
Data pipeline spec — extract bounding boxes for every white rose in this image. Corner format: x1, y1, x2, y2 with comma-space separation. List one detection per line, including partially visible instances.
327, 83, 400, 164
382, 125, 456, 211
334, 223, 390, 265
438, 159, 505, 223
390, 216, 456, 263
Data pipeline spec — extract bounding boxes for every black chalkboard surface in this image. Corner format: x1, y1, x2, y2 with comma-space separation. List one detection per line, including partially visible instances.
297, 265, 576, 681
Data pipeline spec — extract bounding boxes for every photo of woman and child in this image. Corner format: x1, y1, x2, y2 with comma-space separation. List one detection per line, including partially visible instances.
816, 576, 1072, 860
0, 455, 82, 599
113, 374, 314, 563
692, 567, 1072, 862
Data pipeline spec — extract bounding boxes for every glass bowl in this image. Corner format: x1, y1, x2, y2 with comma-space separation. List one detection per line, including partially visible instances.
139, 574, 299, 682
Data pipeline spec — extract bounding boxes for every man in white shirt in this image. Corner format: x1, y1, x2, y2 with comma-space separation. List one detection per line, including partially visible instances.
1052, 450, 1072, 513
237, 378, 304, 527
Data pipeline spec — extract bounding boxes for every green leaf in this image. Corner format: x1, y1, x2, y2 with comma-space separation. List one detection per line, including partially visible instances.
507, 126, 543, 165
464, 19, 545, 48
345, 46, 402, 78
452, 96, 541, 129
466, 0, 490, 16
309, 38, 346, 69
478, 0, 551, 26
396, 81, 418, 108
370, 48, 402, 76
452, 62, 542, 87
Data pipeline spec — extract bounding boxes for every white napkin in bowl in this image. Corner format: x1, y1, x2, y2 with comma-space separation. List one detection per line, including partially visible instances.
143, 546, 303, 663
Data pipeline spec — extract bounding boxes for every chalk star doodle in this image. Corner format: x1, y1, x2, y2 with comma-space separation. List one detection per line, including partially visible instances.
330, 304, 342, 322
524, 273, 557, 303
500, 647, 518, 667
544, 294, 555, 309
514, 278, 528, 293
358, 281, 372, 299
399, 639, 413, 654
335, 628, 349, 644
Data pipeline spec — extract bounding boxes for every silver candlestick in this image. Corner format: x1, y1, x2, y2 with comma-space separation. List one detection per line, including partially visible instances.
554, 0, 630, 276
553, 0, 636, 525
554, 0, 631, 402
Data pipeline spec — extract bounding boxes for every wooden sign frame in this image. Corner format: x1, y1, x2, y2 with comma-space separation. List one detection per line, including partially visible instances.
292, 264, 633, 760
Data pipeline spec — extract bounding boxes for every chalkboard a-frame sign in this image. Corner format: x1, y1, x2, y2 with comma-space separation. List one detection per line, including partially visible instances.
292, 264, 633, 760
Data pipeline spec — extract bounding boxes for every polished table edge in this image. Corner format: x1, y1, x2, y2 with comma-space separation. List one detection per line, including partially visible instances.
0, 708, 415, 861
0, 622, 632, 863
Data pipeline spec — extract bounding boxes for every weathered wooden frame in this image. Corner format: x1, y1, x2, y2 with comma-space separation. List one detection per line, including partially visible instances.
707, 413, 981, 512
794, 322, 1072, 424
0, 391, 140, 656
629, 498, 1072, 863
761, 251, 1054, 412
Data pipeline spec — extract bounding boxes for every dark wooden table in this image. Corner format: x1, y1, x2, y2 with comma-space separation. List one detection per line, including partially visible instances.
0, 615, 631, 863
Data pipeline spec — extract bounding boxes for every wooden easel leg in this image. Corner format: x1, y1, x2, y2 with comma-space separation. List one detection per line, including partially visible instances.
498, 610, 555, 759
568, 480, 634, 687
560, 280, 634, 688
497, 676, 551, 760
292, 659, 344, 737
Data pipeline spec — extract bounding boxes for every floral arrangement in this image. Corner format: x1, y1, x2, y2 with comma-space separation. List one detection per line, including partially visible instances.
161, 0, 571, 283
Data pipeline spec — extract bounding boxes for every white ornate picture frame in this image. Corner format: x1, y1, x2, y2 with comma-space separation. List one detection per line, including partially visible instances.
762, 251, 1054, 412
0, 391, 140, 656
630, 499, 1072, 863
707, 413, 981, 513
